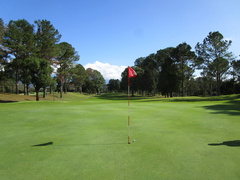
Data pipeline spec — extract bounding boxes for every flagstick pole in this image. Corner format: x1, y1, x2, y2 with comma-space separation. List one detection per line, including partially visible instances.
128, 77, 131, 144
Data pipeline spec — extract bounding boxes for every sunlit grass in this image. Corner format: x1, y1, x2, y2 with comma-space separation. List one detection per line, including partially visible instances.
0, 92, 93, 102
0, 93, 240, 179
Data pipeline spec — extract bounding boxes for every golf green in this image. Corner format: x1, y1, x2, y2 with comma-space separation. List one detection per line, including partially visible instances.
0, 93, 240, 179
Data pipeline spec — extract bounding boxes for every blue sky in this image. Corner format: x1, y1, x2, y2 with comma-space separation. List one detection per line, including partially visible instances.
1, 0, 240, 80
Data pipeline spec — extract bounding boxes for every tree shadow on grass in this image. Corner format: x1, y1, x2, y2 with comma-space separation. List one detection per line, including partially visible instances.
32, 142, 53, 147
96, 93, 240, 103
208, 140, 240, 147
141, 94, 240, 103
0, 100, 18, 103
31, 141, 125, 147
95, 93, 143, 101
170, 95, 240, 102
203, 100, 240, 116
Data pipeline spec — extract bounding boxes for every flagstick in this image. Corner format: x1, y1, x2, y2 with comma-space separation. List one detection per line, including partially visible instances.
127, 66, 137, 145
128, 77, 131, 144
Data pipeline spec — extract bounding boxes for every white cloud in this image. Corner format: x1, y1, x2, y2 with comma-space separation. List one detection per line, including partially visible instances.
84, 61, 127, 81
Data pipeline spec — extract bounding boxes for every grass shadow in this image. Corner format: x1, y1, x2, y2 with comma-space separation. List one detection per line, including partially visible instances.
203, 100, 240, 116
141, 94, 240, 103
208, 140, 240, 147
95, 93, 143, 101
170, 95, 240, 102
96, 93, 240, 103
0, 100, 18, 103
32, 142, 53, 147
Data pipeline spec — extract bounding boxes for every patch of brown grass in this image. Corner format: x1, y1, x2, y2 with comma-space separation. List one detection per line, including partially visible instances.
0, 92, 94, 102
0, 93, 60, 102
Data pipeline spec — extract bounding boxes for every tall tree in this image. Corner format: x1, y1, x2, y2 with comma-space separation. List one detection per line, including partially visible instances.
231, 60, 240, 81
0, 18, 7, 69
157, 47, 180, 97
173, 43, 196, 96
26, 57, 52, 101
0, 20, 14, 94
134, 58, 148, 95
0, 18, 4, 45
195, 31, 234, 96
71, 64, 87, 93
134, 57, 145, 68
195, 75, 214, 96
34, 19, 61, 97
141, 54, 159, 96
3, 19, 35, 94
56, 42, 79, 98
120, 66, 143, 96
34, 20, 61, 60
108, 79, 120, 92
85, 68, 105, 94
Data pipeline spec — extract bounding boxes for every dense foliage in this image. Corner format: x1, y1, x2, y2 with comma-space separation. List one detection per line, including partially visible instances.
1, 18, 239, 98
121, 33, 239, 97
0, 18, 105, 100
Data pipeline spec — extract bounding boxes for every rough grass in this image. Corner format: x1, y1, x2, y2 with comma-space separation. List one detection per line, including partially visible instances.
0, 92, 93, 102
0, 93, 240, 179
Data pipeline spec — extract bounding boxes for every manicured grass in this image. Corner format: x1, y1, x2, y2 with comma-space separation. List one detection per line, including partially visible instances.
0, 93, 240, 179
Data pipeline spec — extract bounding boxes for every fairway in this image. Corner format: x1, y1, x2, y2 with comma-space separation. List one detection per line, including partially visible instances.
0, 93, 240, 179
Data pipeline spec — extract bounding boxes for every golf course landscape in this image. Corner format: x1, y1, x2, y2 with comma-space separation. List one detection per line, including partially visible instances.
0, 93, 240, 179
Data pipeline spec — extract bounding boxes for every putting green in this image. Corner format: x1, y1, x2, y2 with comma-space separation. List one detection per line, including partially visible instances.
0, 93, 240, 179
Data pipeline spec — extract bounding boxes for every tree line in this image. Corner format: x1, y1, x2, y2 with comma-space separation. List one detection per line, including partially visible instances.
1, 18, 239, 99
108, 31, 240, 97
0, 19, 105, 100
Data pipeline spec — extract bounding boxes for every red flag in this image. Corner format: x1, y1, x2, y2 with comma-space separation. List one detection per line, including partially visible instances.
128, 66, 137, 78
